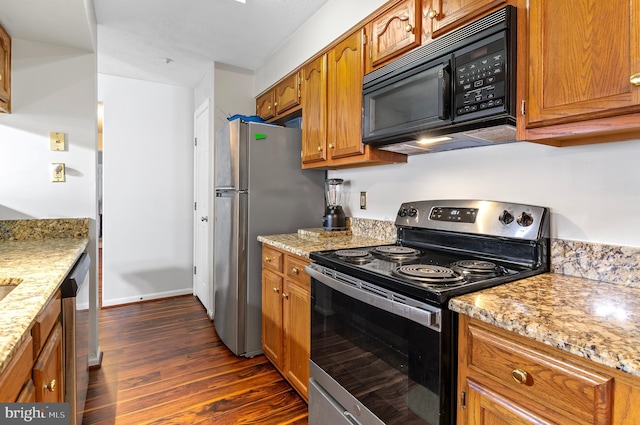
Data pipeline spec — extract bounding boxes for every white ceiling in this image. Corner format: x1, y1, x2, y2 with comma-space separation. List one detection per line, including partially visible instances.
0, 0, 331, 88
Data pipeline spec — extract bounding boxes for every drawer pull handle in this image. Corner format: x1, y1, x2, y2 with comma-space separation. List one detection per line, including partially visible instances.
264, 256, 271, 262
291, 267, 299, 275
631, 72, 640, 86
44, 379, 57, 392
511, 369, 528, 385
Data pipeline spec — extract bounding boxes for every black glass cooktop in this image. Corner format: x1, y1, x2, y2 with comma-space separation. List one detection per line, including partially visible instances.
310, 244, 536, 305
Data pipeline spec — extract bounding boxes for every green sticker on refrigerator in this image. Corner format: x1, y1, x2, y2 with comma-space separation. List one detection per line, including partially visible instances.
254, 133, 266, 140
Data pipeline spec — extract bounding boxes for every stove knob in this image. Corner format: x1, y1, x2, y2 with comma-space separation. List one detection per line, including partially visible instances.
517, 212, 534, 227
398, 208, 408, 217
408, 208, 418, 217
498, 210, 514, 225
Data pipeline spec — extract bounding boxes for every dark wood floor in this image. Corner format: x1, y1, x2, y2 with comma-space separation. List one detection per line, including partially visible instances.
83, 295, 308, 425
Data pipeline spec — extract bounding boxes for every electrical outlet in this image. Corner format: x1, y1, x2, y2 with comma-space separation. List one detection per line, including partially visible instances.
50, 132, 66, 151
51, 163, 65, 182
360, 191, 367, 209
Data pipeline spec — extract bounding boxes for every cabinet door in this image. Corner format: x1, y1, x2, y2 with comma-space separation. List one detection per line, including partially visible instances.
283, 280, 310, 400
275, 72, 300, 116
261, 269, 283, 369
256, 91, 275, 120
301, 55, 328, 164
0, 24, 10, 112
327, 29, 365, 159
0, 335, 33, 402
466, 379, 554, 425
367, 0, 420, 72
33, 322, 63, 403
427, 0, 505, 37
526, 0, 640, 128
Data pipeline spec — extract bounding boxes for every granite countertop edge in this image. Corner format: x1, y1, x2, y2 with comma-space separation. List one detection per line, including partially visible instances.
0, 238, 89, 375
449, 273, 640, 378
257, 233, 395, 258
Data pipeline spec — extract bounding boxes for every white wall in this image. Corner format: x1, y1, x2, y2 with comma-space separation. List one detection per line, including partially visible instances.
258, 1, 640, 249
98, 74, 195, 306
0, 40, 97, 219
329, 139, 640, 248
213, 63, 255, 133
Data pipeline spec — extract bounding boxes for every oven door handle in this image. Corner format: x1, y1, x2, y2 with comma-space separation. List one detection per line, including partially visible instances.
306, 264, 441, 332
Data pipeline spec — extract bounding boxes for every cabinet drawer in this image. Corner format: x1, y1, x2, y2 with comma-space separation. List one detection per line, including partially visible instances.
467, 323, 612, 424
33, 321, 63, 403
0, 335, 33, 401
262, 246, 283, 273
286, 255, 310, 288
32, 289, 61, 359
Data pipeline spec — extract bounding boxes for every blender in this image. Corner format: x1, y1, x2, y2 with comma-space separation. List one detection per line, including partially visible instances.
322, 178, 347, 231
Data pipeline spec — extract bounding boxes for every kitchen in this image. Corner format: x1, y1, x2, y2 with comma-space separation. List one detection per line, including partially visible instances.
1, 0, 640, 424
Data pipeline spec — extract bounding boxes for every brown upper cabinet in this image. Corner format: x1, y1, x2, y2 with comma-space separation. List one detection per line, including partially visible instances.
0, 23, 11, 113
365, 0, 422, 73
255, 71, 301, 121
300, 55, 327, 164
425, 0, 506, 37
521, 0, 640, 146
300, 29, 406, 169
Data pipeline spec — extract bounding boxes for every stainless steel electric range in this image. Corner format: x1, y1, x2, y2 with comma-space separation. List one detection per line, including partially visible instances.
306, 199, 549, 425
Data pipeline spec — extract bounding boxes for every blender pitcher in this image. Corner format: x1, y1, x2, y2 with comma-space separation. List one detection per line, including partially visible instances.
322, 178, 346, 231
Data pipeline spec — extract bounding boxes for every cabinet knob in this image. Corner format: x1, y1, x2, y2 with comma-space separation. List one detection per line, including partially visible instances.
405, 24, 413, 32
272, 287, 279, 293
511, 369, 529, 385
264, 256, 271, 262
427, 9, 438, 19
291, 267, 299, 275
317, 146, 322, 152
631, 73, 640, 86
274, 102, 278, 106
282, 293, 289, 300
0, 74, 2, 81
267, 105, 272, 110
328, 143, 335, 149
44, 379, 57, 392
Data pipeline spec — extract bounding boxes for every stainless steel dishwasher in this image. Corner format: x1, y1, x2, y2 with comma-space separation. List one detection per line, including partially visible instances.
61, 253, 91, 425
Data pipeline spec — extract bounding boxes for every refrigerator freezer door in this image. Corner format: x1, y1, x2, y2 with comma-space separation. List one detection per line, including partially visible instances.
213, 189, 248, 356
215, 119, 247, 190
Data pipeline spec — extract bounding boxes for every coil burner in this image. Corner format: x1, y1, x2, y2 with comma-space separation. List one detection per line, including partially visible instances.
334, 249, 373, 264
393, 264, 466, 286
373, 246, 421, 261
450, 260, 504, 277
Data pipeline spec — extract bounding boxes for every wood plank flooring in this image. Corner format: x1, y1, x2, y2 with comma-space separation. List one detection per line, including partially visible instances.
83, 295, 308, 425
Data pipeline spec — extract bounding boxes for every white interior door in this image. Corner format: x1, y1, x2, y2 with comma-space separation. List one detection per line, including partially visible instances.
193, 99, 213, 318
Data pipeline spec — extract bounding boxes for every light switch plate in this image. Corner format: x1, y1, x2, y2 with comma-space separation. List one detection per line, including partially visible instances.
50, 132, 65, 151
51, 163, 65, 182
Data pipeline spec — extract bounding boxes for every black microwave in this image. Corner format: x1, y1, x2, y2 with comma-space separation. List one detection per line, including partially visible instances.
362, 6, 517, 149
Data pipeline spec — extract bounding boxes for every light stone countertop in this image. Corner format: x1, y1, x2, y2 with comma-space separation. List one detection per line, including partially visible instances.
449, 273, 640, 377
0, 238, 89, 375
257, 232, 395, 258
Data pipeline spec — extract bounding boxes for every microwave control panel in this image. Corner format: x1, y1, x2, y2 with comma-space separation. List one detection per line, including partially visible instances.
453, 38, 507, 118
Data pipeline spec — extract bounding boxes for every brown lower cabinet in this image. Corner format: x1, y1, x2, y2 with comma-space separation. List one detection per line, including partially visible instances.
457, 315, 640, 425
0, 290, 63, 402
261, 244, 311, 401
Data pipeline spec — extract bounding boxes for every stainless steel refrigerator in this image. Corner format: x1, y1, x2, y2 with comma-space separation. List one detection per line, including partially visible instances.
213, 119, 325, 357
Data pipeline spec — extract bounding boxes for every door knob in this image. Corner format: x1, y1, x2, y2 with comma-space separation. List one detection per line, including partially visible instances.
201, 216, 208, 222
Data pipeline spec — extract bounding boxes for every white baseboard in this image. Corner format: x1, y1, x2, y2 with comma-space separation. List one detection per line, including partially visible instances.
102, 287, 194, 307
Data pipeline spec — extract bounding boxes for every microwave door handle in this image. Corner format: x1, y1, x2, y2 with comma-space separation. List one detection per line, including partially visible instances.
438, 62, 451, 120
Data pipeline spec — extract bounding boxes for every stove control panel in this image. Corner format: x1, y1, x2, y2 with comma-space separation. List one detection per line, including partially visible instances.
430, 207, 477, 223
395, 200, 549, 240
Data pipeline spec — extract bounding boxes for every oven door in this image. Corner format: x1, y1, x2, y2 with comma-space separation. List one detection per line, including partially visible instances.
307, 264, 452, 425
362, 57, 452, 146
